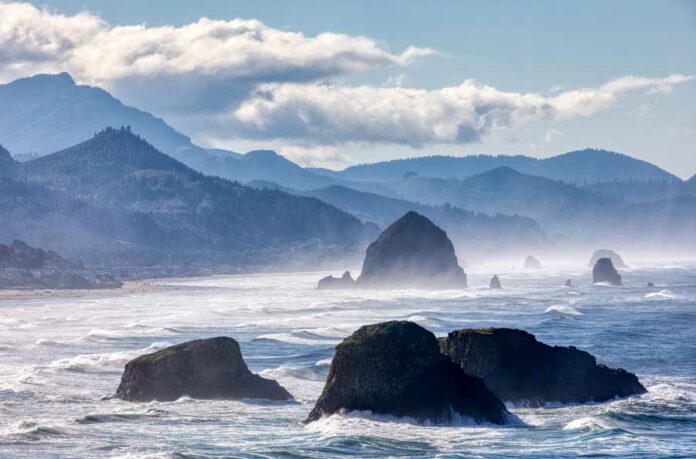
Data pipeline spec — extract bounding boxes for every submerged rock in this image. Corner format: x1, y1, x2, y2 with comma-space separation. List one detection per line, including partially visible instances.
306, 321, 511, 424
440, 328, 646, 405
356, 212, 467, 289
317, 271, 355, 290
565, 279, 572, 287
647, 282, 655, 288
116, 337, 292, 402
589, 249, 626, 268
593, 258, 622, 286
489, 275, 502, 290
523, 255, 542, 269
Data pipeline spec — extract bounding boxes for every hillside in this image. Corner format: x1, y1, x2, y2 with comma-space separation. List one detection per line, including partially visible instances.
303, 185, 546, 258
0, 73, 333, 190
315, 149, 680, 184
2, 128, 375, 273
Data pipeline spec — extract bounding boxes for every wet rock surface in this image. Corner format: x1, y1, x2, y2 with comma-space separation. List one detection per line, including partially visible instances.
116, 337, 293, 402
440, 328, 646, 405
306, 321, 511, 424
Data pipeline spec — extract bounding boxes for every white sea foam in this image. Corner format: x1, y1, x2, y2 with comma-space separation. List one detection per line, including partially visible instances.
545, 304, 583, 315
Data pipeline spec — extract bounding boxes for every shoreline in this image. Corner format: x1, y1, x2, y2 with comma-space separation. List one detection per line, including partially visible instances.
0, 279, 177, 302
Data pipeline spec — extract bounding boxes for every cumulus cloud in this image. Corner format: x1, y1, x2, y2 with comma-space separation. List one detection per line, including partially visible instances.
231, 74, 693, 147
0, 2, 436, 110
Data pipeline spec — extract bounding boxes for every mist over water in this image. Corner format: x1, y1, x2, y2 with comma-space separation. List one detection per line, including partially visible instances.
1, 262, 695, 458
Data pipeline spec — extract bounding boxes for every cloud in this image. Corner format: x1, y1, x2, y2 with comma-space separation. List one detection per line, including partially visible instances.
0, 2, 436, 110
230, 74, 693, 147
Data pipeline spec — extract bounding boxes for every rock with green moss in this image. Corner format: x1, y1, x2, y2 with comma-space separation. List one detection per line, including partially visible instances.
306, 321, 511, 424
116, 337, 292, 402
440, 328, 646, 405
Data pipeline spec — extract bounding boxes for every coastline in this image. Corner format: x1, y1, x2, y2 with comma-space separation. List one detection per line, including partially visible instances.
0, 279, 174, 302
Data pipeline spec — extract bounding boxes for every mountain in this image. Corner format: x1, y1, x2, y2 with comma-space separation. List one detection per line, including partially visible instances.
303, 185, 546, 259
314, 149, 680, 185
2, 128, 375, 273
0, 73, 333, 190
391, 167, 615, 225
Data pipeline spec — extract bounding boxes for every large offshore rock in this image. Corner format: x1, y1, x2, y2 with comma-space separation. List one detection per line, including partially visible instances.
592, 258, 622, 286
306, 321, 511, 424
589, 249, 626, 268
317, 271, 355, 289
440, 328, 646, 405
356, 212, 467, 289
523, 255, 542, 269
116, 337, 292, 402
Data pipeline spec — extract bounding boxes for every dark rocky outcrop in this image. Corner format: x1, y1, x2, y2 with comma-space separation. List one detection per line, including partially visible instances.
306, 321, 511, 424
523, 255, 542, 269
440, 328, 646, 405
116, 337, 292, 402
592, 258, 622, 286
317, 271, 355, 289
647, 282, 655, 288
589, 249, 626, 268
489, 275, 502, 290
565, 279, 572, 287
0, 240, 121, 289
356, 212, 467, 289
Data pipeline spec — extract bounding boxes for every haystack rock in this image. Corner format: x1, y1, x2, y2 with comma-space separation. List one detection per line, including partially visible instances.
116, 337, 292, 402
489, 275, 502, 290
523, 255, 542, 269
306, 321, 512, 424
440, 328, 646, 405
356, 212, 467, 289
317, 271, 355, 289
592, 258, 622, 286
589, 249, 626, 268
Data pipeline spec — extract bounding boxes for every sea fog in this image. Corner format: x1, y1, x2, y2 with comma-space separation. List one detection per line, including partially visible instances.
0, 262, 695, 458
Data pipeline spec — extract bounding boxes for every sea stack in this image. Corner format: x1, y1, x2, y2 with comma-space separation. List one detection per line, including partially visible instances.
306, 321, 512, 424
440, 328, 646, 405
116, 337, 292, 402
565, 279, 572, 287
317, 271, 355, 289
523, 255, 542, 269
589, 249, 626, 268
489, 275, 502, 290
355, 211, 467, 289
592, 258, 622, 286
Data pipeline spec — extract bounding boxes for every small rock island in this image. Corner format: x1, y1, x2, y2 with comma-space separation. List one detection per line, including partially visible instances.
440, 328, 646, 405
317, 271, 355, 289
593, 257, 622, 286
489, 275, 502, 290
116, 337, 292, 402
523, 255, 542, 269
306, 321, 512, 424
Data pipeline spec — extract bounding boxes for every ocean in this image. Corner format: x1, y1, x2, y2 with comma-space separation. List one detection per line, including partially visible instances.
1, 263, 695, 458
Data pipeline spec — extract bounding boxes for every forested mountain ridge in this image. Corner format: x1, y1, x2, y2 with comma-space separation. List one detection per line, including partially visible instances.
1, 128, 376, 274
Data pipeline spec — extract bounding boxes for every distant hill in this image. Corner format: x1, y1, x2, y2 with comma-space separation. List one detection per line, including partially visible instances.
0, 73, 333, 190
303, 185, 546, 258
586, 180, 696, 203
391, 167, 615, 224
2, 128, 375, 273
314, 149, 680, 184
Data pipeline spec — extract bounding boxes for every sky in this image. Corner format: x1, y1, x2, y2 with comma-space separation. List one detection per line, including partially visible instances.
3, 0, 696, 177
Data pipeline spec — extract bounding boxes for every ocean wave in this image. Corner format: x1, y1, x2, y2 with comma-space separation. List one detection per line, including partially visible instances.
544, 304, 583, 316
76, 408, 166, 424
259, 364, 328, 381
306, 407, 522, 431
645, 290, 679, 300
253, 326, 350, 345
46, 342, 172, 374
